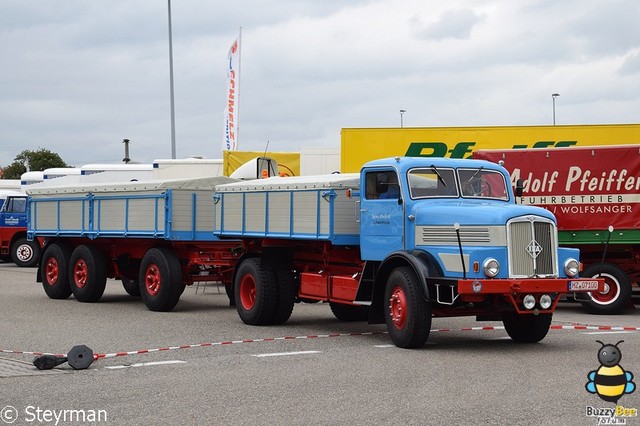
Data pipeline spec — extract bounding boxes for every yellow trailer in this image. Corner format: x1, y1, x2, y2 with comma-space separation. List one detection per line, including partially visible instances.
340, 124, 640, 173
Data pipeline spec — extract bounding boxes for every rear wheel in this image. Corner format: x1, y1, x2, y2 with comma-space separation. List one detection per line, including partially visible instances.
69, 245, 107, 302
234, 258, 278, 325
580, 263, 631, 315
384, 266, 431, 348
40, 243, 72, 299
330, 302, 369, 322
502, 312, 552, 343
271, 270, 297, 325
122, 277, 141, 297
11, 238, 41, 267
139, 247, 185, 312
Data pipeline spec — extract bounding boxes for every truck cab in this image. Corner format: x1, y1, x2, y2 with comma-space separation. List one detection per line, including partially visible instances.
358, 157, 597, 347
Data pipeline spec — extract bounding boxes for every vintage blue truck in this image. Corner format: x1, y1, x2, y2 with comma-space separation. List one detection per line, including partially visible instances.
27, 156, 603, 348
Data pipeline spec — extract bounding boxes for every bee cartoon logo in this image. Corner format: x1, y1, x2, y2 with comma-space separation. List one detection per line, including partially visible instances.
586, 340, 636, 403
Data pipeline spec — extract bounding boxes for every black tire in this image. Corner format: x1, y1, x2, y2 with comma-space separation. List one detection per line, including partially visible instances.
122, 277, 141, 297
234, 258, 278, 325
384, 266, 431, 348
139, 247, 185, 312
271, 270, 297, 325
11, 237, 41, 268
330, 302, 369, 322
40, 243, 72, 299
502, 312, 552, 343
68, 245, 107, 302
579, 263, 631, 315
225, 283, 236, 307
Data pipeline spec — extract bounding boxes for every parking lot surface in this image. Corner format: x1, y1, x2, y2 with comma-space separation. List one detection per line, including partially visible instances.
1, 262, 639, 425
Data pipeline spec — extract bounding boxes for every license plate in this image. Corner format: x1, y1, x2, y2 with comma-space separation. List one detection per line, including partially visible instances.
568, 280, 599, 291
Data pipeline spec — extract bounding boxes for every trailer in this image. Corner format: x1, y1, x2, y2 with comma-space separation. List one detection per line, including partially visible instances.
28, 156, 603, 348
473, 145, 640, 314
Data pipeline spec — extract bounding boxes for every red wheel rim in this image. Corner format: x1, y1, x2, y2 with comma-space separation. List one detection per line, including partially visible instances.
145, 264, 161, 296
590, 273, 619, 304
389, 286, 407, 330
45, 257, 59, 286
239, 274, 256, 310
73, 259, 88, 289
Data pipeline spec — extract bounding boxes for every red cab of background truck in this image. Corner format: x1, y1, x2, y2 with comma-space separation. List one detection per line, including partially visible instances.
473, 145, 640, 314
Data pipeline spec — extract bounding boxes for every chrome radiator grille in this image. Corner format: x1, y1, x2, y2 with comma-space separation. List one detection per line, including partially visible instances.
508, 217, 557, 277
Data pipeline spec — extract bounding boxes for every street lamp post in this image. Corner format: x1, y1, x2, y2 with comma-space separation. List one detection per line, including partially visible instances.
400, 109, 406, 128
552, 93, 559, 125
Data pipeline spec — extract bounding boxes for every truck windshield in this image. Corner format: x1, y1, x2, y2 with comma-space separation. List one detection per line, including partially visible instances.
457, 168, 508, 200
408, 168, 457, 198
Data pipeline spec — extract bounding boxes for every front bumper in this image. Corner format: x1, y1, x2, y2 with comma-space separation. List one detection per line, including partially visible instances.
457, 277, 605, 295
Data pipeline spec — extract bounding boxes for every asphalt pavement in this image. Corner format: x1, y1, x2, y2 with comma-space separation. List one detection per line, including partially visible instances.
1, 262, 640, 425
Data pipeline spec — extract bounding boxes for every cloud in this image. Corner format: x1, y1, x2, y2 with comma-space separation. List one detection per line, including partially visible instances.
0, 0, 639, 168
412, 9, 485, 41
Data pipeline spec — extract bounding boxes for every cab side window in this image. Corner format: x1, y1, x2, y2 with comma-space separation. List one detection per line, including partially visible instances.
365, 171, 400, 200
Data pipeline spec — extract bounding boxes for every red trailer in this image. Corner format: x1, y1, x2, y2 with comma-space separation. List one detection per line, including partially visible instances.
474, 145, 640, 314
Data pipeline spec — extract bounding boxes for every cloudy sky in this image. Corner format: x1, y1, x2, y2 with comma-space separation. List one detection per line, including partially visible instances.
1, 0, 639, 167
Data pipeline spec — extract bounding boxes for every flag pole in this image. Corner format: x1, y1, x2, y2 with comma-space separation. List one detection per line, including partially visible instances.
236, 26, 242, 148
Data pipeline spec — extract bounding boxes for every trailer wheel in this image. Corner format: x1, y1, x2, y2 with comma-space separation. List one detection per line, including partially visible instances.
121, 277, 141, 297
69, 245, 107, 303
580, 263, 631, 315
234, 258, 278, 325
139, 247, 185, 312
502, 312, 552, 343
329, 302, 369, 322
384, 266, 431, 348
271, 270, 297, 325
11, 237, 41, 268
40, 243, 72, 300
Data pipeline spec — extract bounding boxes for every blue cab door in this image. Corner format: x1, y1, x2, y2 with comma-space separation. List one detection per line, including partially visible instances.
359, 169, 404, 261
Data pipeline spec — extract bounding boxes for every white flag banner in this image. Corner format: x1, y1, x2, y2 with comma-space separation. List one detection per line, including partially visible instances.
224, 37, 240, 151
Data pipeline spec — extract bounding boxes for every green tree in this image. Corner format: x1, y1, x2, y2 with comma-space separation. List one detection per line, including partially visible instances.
1, 148, 69, 179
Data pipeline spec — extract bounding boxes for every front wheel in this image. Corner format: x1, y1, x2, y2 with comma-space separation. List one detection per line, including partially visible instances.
139, 247, 185, 312
579, 263, 631, 315
11, 238, 41, 268
383, 267, 431, 348
40, 243, 72, 299
502, 312, 552, 343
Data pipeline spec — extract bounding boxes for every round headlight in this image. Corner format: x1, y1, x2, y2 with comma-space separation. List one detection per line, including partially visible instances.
564, 258, 579, 277
523, 294, 536, 310
483, 258, 500, 278
540, 294, 552, 309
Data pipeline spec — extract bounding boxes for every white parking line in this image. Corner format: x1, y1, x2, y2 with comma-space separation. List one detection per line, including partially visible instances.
253, 351, 322, 358
105, 360, 187, 369
581, 331, 636, 335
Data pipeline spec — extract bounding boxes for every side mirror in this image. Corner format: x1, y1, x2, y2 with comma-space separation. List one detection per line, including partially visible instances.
515, 179, 524, 197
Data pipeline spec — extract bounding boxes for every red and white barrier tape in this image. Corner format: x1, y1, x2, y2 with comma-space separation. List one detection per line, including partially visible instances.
1, 324, 638, 362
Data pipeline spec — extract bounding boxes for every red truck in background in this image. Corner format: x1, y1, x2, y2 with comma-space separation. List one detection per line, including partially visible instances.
473, 145, 640, 314
0, 191, 42, 267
